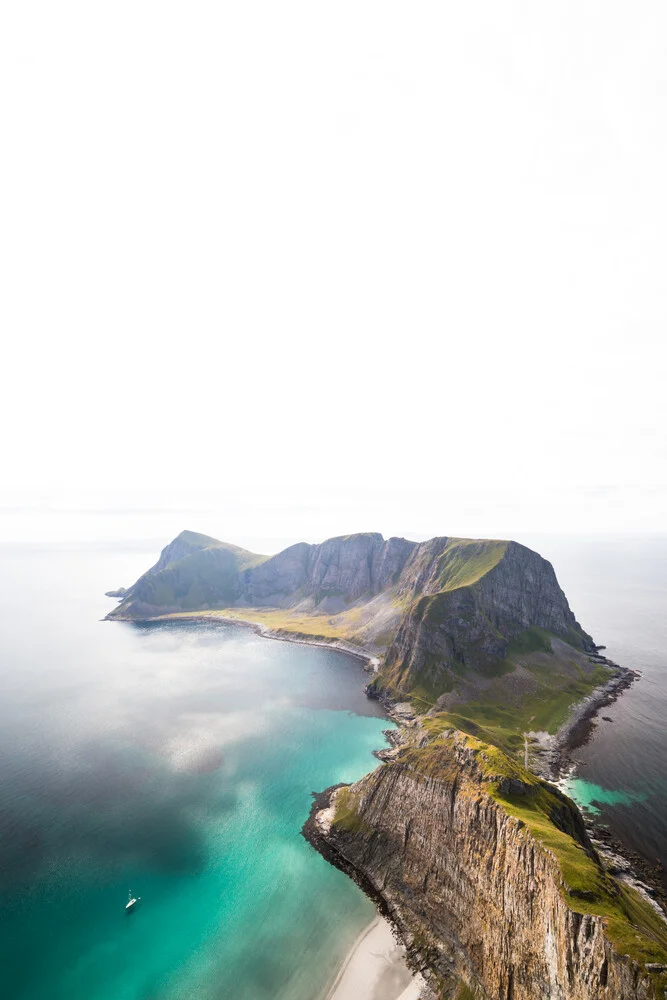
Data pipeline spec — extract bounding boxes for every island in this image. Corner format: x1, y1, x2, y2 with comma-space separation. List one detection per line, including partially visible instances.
108, 529, 667, 999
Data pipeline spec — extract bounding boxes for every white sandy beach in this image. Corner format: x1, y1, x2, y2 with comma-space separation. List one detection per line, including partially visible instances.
325, 917, 425, 1000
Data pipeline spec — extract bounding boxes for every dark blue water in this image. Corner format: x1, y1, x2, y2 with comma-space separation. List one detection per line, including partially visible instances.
519, 534, 667, 873
0, 544, 390, 1000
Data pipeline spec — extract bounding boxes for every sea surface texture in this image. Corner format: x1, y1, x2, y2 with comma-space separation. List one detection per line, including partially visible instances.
522, 534, 667, 877
0, 545, 388, 1000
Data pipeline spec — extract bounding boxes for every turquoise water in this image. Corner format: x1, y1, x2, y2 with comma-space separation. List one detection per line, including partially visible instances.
0, 545, 390, 1000
559, 776, 647, 817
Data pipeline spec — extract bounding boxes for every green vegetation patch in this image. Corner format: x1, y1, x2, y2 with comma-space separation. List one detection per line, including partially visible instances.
507, 626, 553, 657
188, 536, 269, 571
422, 712, 525, 757
428, 538, 508, 593
331, 786, 374, 837
417, 653, 614, 749
162, 606, 369, 643
409, 657, 455, 703
560, 625, 589, 651
455, 984, 479, 1000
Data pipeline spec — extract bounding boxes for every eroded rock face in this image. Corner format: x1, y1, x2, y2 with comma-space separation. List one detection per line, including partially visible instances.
477, 542, 588, 638
240, 542, 311, 605
110, 531, 419, 618
107, 533, 593, 688
304, 738, 664, 1000
241, 534, 417, 607
380, 541, 593, 694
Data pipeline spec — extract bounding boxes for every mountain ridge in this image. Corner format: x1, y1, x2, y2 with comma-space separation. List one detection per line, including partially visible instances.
107, 529, 594, 714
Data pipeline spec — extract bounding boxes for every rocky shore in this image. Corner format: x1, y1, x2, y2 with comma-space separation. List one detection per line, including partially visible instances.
545, 657, 640, 778
135, 610, 383, 672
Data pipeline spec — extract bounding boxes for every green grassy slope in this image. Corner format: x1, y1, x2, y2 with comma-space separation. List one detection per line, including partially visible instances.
109, 535, 268, 616
401, 537, 509, 594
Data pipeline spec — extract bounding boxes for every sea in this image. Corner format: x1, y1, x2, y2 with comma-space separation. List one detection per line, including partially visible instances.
520, 534, 667, 878
0, 531, 665, 999
0, 541, 389, 1000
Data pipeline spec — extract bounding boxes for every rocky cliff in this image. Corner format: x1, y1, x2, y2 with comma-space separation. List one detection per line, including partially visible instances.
305, 732, 667, 1000
107, 531, 593, 711
109, 530, 420, 618
239, 532, 417, 610
375, 539, 594, 703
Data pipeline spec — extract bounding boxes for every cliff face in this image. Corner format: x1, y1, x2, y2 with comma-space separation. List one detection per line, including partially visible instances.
378, 540, 593, 698
110, 531, 419, 618
240, 533, 417, 609
108, 530, 598, 714
305, 734, 667, 1000
108, 532, 590, 661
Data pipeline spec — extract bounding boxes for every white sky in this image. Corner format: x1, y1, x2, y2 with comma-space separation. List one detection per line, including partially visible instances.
1, 1, 666, 543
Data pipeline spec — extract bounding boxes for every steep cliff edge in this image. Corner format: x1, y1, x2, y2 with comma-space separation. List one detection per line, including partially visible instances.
108, 530, 416, 620
304, 732, 667, 1000
372, 539, 593, 707
107, 531, 595, 720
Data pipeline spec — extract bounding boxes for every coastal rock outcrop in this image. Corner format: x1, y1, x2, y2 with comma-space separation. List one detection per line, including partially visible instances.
377, 540, 594, 698
239, 533, 417, 609
108, 531, 269, 617
107, 532, 593, 707
304, 733, 667, 1000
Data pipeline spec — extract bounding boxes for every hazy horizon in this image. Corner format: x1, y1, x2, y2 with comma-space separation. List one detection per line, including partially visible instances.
2, 2, 665, 541
1, 494, 665, 559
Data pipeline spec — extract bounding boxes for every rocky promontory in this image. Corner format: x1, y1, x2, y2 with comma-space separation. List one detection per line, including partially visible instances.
304, 731, 667, 1000
107, 528, 665, 997
107, 530, 596, 709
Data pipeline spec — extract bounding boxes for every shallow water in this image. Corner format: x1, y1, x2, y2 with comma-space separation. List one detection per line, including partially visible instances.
558, 776, 647, 816
0, 545, 389, 1000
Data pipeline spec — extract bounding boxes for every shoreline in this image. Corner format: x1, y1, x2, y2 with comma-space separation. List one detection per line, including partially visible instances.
114, 609, 426, 997
527, 657, 667, 907
126, 610, 641, 772
547, 659, 640, 776
107, 607, 662, 982
321, 916, 425, 1000
106, 610, 382, 673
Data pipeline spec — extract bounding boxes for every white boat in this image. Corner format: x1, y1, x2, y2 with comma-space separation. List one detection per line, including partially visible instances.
125, 890, 140, 911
